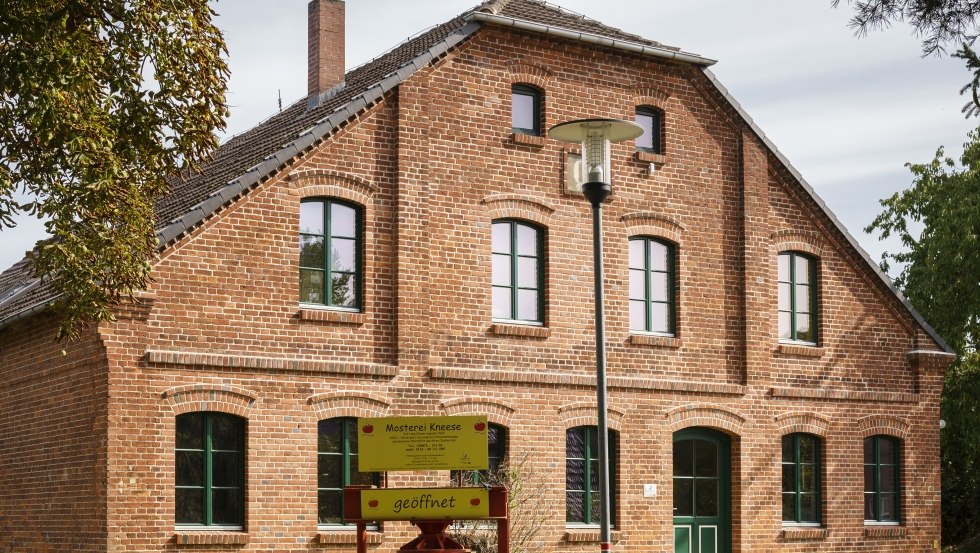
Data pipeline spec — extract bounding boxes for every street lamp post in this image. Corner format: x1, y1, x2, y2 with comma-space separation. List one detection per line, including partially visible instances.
549, 119, 643, 552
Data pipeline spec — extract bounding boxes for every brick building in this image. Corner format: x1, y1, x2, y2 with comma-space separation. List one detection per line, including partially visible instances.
0, 0, 956, 551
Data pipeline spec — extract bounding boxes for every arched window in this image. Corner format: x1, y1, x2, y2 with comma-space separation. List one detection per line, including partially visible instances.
634, 106, 663, 154
629, 237, 676, 335
492, 220, 544, 324
451, 423, 507, 486
175, 412, 246, 528
781, 433, 822, 524
778, 251, 817, 343
300, 198, 361, 309
318, 417, 380, 527
566, 426, 617, 526
512, 84, 542, 136
864, 435, 900, 523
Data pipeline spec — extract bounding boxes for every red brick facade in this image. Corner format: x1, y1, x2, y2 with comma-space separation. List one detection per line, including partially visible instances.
0, 7, 953, 553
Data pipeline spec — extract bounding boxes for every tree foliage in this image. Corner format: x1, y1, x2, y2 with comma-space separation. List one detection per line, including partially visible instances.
0, 0, 229, 338
866, 129, 980, 546
834, 0, 980, 116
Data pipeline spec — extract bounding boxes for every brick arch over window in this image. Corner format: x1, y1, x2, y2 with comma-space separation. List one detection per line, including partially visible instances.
482, 194, 556, 228
162, 384, 257, 417
307, 392, 391, 420
858, 415, 911, 439
440, 398, 516, 427
666, 404, 746, 434
775, 412, 830, 437
621, 212, 684, 244
288, 170, 378, 206
506, 61, 555, 90
630, 84, 671, 112
558, 403, 625, 431
771, 229, 827, 258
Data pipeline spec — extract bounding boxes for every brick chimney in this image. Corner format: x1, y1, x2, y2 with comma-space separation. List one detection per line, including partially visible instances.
308, 0, 345, 103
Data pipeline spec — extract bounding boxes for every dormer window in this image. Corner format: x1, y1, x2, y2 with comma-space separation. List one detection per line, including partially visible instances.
512, 84, 542, 136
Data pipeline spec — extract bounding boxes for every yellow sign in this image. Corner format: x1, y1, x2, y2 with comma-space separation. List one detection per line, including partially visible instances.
360, 488, 490, 520
358, 416, 488, 471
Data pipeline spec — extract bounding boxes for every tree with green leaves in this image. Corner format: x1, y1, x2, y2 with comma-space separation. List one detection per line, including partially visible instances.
0, 0, 229, 339
835, 0, 980, 116
866, 129, 980, 547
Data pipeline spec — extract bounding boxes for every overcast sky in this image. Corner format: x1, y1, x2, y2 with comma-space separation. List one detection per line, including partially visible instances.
1, 0, 975, 274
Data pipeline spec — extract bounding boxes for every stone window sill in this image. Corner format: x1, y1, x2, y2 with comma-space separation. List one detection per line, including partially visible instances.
491, 322, 550, 339
173, 531, 248, 546
299, 307, 366, 325
777, 342, 824, 358
864, 525, 906, 538
634, 151, 667, 164
511, 133, 546, 147
629, 333, 680, 348
781, 527, 828, 540
317, 531, 384, 544
564, 529, 622, 543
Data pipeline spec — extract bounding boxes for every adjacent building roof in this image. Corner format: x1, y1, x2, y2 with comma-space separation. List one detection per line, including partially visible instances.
0, 0, 954, 353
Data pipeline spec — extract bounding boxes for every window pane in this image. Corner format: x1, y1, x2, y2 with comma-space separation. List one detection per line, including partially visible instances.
331, 273, 356, 307
300, 202, 324, 235
864, 465, 876, 492
517, 289, 538, 321
176, 413, 204, 450
651, 272, 669, 302
694, 441, 717, 477
176, 451, 204, 487
778, 254, 790, 282
567, 429, 584, 459
695, 479, 718, 516
212, 453, 241, 487
881, 493, 898, 521
589, 492, 601, 523
350, 467, 375, 487
318, 419, 342, 452
881, 466, 896, 492
629, 239, 645, 268
176, 488, 205, 525
650, 241, 668, 272
319, 490, 343, 524
493, 254, 512, 286
630, 269, 646, 300
778, 311, 792, 340
492, 223, 511, 254
630, 300, 646, 331
673, 478, 693, 516
516, 225, 537, 256
879, 439, 895, 464
781, 436, 794, 463
300, 235, 325, 269
635, 113, 653, 150
211, 489, 242, 525
796, 314, 812, 342
518, 257, 538, 288
331, 238, 356, 272
795, 256, 810, 284
778, 282, 791, 311
864, 438, 875, 463
589, 459, 600, 489
210, 415, 242, 451
782, 493, 795, 522
800, 436, 817, 463
782, 464, 795, 493
300, 269, 325, 304
651, 303, 669, 334
319, 455, 343, 489
345, 422, 359, 454
801, 465, 816, 493
512, 92, 536, 131
492, 287, 512, 319
330, 203, 356, 237
673, 441, 693, 476
864, 493, 877, 520
800, 493, 817, 522
566, 491, 584, 523
796, 284, 811, 313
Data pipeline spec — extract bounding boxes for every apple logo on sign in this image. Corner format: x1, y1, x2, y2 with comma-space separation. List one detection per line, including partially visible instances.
362, 424, 374, 434
474, 422, 486, 432
368, 499, 379, 508
470, 498, 481, 507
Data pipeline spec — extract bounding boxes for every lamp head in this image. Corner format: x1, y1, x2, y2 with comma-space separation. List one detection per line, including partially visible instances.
548, 118, 643, 205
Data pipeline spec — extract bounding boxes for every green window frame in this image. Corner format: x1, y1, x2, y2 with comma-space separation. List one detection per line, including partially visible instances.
299, 198, 361, 309
451, 423, 507, 486
864, 435, 901, 523
629, 237, 675, 334
318, 417, 380, 527
492, 220, 544, 324
778, 251, 817, 343
634, 106, 663, 154
781, 433, 822, 524
175, 412, 245, 528
511, 83, 542, 136
566, 426, 617, 526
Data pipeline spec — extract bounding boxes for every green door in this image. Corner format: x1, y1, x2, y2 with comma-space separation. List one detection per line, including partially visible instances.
673, 428, 731, 553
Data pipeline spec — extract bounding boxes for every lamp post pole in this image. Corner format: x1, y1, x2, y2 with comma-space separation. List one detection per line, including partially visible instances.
549, 118, 642, 553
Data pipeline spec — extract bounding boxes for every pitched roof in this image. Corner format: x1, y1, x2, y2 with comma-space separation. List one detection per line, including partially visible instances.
0, 0, 954, 354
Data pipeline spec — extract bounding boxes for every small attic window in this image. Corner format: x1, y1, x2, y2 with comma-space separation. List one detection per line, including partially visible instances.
512, 84, 542, 136
635, 106, 663, 154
